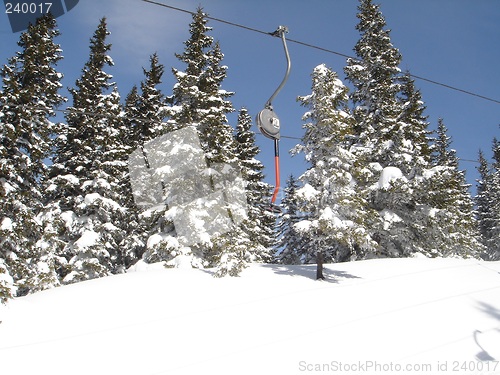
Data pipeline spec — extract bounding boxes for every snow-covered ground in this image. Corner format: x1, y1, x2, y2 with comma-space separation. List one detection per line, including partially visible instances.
1, 257, 499, 375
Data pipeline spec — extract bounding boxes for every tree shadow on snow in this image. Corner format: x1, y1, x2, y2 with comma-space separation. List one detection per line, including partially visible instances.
262, 264, 361, 283
473, 302, 500, 361
477, 301, 500, 322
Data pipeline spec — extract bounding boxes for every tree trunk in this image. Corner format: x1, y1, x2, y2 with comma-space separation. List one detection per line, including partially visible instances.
316, 251, 325, 280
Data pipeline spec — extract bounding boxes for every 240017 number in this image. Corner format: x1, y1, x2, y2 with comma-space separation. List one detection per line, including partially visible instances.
5, 2, 53, 14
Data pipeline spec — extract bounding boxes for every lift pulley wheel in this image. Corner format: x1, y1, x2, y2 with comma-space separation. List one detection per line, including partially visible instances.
257, 107, 281, 140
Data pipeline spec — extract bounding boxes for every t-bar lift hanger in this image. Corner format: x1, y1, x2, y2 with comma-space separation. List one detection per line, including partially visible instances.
256, 25, 291, 213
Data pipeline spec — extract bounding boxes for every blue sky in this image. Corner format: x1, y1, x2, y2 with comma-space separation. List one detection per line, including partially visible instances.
1, 0, 499, 196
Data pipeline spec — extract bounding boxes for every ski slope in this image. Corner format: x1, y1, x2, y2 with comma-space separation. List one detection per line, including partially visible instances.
1, 257, 499, 375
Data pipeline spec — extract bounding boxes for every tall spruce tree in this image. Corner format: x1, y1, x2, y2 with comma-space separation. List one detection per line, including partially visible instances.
489, 139, 500, 259
423, 119, 483, 257
128, 53, 168, 145
344, 0, 403, 172
343, 0, 411, 258
123, 54, 171, 266
342, 0, 473, 258
295, 64, 377, 278
168, 7, 215, 128
169, 19, 236, 164
476, 141, 500, 260
1, 14, 65, 296
43, 18, 130, 283
234, 107, 274, 260
121, 84, 147, 264
397, 72, 433, 175
367, 71, 437, 257
477, 150, 494, 258
164, 8, 250, 276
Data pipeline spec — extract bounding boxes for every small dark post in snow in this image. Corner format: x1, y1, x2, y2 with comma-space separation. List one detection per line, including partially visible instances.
316, 251, 325, 280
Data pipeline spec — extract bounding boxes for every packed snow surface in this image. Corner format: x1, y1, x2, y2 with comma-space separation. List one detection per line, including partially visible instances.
1, 258, 499, 375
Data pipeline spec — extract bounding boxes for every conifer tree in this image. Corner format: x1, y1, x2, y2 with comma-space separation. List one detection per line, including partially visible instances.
367, 71, 437, 257
124, 85, 141, 122
423, 119, 482, 257
168, 7, 215, 128
1, 14, 64, 295
128, 53, 168, 145
0, 258, 14, 304
123, 54, 171, 266
44, 18, 130, 283
343, 1, 471, 258
343, 0, 408, 258
476, 150, 494, 258
122, 84, 145, 258
168, 9, 236, 165
234, 107, 274, 260
489, 139, 500, 260
295, 64, 377, 278
165, 8, 247, 275
476, 141, 500, 260
344, 0, 403, 173
432, 119, 457, 167
275, 175, 305, 265
397, 72, 433, 175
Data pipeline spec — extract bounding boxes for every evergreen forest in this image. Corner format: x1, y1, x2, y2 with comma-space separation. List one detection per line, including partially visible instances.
1, 0, 499, 303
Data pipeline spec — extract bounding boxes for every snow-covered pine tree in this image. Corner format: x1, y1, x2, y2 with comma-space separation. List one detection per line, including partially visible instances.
0, 258, 14, 304
168, 9, 236, 165
234, 107, 274, 261
275, 175, 306, 265
343, 0, 410, 258
488, 139, 500, 260
166, 8, 249, 276
344, 0, 403, 174
168, 6, 214, 129
0, 14, 65, 296
394, 72, 435, 255
44, 18, 131, 283
422, 119, 483, 258
367, 71, 439, 257
397, 72, 433, 175
477, 150, 494, 259
344, 1, 460, 258
123, 54, 172, 267
129, 53, 169, 145
295, 64, 377, 278
0, 51, 34, 300
476, 141, 500, 260
122, 84, 147, 263
124, 85, 140, 124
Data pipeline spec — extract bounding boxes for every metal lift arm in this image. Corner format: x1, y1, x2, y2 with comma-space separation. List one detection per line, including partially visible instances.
256, 26, 291, 212
266, 26, 291, 109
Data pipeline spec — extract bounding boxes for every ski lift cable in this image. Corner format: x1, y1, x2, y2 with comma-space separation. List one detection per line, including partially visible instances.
141, 0, 500, 105
2, 102, 299, 137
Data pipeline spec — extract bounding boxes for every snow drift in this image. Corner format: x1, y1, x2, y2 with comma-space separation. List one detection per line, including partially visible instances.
0, 257, 499, 375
